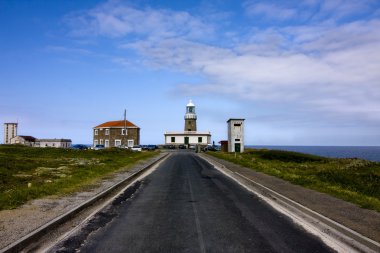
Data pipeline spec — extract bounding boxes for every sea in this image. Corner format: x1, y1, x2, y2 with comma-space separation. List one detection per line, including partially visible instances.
247, 146, 380, 162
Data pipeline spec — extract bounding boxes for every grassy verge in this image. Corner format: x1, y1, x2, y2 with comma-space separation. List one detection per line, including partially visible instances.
0, 145, 158, 210
208, 149, 380, 212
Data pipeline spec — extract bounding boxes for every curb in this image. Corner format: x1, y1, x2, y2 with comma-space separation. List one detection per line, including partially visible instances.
0, 152, 170, 253
199, 153, 380, 253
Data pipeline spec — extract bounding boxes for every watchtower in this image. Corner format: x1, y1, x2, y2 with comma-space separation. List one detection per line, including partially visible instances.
227, 119, 245, 153
4, 122, 18, 144
184, 100, 197, 131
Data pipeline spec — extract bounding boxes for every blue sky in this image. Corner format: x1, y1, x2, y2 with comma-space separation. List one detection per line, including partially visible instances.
1, 0, 379, 145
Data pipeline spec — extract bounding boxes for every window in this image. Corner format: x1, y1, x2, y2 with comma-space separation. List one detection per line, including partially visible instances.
198, 137, 202, 143
95, 129, 98, 135
115, 140, 121, 147
105, 129, 109, 135
121, 129, 127, 135
127, 139, 134, 147
100, 139, 103, 145
94, 140, 98, 146
234, 123, 241, 127
171, 137, 175, 143
235, 139, 240, 141
105, 140, 109, 147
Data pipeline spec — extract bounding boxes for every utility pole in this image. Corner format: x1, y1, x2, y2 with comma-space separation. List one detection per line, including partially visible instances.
124, 109, 127, 147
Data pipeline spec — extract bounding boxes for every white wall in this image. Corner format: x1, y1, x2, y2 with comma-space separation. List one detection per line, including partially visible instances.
228, 120, 245, 152
165, 135, 210, 145
39, 141, 71, 148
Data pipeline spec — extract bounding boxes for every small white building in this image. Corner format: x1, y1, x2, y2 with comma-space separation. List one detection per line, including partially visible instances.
164, 131, 211, 145
37, 139, 72, 148
10, 135, 37, 146
4, 123, 18, 144
164, 100, 211, 147
227, 118, 245, 153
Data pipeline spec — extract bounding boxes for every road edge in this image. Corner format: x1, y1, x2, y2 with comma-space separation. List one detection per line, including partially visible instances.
199, 153, 380, 253
0, 152, 170, 253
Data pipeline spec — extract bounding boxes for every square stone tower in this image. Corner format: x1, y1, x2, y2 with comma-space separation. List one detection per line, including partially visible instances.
227, 119, 245, 153
4, 123, 18, 144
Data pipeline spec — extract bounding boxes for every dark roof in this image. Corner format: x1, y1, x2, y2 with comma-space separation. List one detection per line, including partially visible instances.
38, 139, 72, 142
227, 118, 245, 122
18, 136, 36, 142
95, 120, 139, 128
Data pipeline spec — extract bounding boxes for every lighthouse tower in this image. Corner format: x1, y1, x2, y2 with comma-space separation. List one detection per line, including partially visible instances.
184, 100, 197, 131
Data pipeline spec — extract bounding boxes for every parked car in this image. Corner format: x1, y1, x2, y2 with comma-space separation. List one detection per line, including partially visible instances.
71, 144, 88, 150
178, 144, 186, 149
163, 145, 175, 149
188, 145, 195, 150
131, 145, 142, 152
203, 145, 219, 152
94, 144, 105, 150
147, 145, 157, 151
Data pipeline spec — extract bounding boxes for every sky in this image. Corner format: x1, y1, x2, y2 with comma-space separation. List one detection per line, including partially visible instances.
1, 0, 379, 146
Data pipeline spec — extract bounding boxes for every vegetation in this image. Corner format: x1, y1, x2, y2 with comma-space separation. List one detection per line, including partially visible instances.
208, 149, 380, 212
0, 145, 157, 210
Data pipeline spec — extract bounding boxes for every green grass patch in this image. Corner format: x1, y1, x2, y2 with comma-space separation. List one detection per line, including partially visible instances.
208, 149, 380, 212
0, 145, 158, 210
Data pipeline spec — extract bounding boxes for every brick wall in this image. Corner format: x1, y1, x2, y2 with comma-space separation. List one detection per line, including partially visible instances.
93, 127, 140, 147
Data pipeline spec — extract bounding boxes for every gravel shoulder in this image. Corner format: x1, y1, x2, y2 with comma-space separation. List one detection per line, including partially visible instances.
203, 153, 380, 243
0, 153, 165, 250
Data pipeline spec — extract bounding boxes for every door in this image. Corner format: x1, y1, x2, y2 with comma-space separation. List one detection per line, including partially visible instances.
235, 143, 241, 153
184, 137, 189, 145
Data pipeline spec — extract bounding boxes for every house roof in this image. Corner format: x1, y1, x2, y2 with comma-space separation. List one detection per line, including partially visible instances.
17, 136, 37, 141
38, 139, 72, 142
94, 120, 139, 128
227, 118, 245, 122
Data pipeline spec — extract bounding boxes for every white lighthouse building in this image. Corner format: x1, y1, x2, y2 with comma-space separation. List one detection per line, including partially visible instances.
164, 100, 211, 147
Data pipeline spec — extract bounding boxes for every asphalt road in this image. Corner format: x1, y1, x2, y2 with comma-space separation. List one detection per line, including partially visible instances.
53, 152, 334, 253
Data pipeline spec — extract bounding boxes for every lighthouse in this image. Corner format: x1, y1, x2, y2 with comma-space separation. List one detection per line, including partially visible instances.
164, 100, 211, 147
184, 100, 197, 131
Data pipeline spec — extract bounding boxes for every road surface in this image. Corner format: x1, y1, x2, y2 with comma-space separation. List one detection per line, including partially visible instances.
53, 152, 334, 253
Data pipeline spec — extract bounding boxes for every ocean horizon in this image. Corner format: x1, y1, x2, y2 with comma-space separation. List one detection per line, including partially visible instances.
80, 144, 380, 162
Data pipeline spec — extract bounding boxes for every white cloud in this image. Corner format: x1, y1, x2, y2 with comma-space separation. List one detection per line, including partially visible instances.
243, 2, 298, 21
64, 0, 380, 126
243, 0, 376, 23
64, 1, 213, 40
122, 20, 380, 123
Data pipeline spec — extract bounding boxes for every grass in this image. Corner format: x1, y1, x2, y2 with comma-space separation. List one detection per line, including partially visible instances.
208, 149, 380, 212
0, 145, 158, 210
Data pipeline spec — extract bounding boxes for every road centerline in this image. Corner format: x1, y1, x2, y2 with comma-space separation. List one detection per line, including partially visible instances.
187, 169, 206, 253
